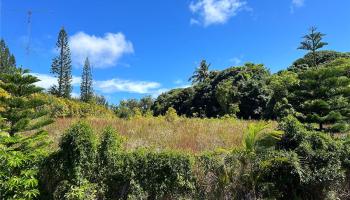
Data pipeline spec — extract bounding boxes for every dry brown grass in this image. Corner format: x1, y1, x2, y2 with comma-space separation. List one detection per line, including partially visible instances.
44, 117, 276, 153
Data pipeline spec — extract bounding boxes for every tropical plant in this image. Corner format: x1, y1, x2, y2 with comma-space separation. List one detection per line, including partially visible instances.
242, 122, 282, 153
189, 60, 210, 84
0, 131, 50, 200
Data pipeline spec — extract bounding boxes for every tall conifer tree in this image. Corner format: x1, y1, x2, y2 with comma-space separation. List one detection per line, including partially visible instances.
291, 58, 350, 131
298, 27, 328, 67
0, 39, 16, 73
0, 68, 53, 136
80, 57, 93, 102
50, 27, 72, 98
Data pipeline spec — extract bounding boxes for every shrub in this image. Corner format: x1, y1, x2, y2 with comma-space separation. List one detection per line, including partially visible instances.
59, 121, 97, 182
0, 131, 50, 200
194, 151, 230, 199
258, 151, 303, 199
40, 121, 98, 199
34, 93, 114, 118
53, 180, 97, 200
40, 122, 196, 199
129, 150, 196, 199
275, 116, 345, 199
165, 107, 178, 122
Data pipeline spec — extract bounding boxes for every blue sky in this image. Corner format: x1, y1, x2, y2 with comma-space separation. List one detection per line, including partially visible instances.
1, 0, 349, 104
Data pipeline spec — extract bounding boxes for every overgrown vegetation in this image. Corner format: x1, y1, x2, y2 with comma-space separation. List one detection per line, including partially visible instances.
1, 26, 350, 199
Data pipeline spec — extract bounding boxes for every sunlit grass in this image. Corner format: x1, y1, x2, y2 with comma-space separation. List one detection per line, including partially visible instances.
44, 117, 276, 153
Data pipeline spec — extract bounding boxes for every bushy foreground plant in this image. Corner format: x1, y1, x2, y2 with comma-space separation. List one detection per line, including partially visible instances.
0, 131, 50, 200
40, 121, 196, 200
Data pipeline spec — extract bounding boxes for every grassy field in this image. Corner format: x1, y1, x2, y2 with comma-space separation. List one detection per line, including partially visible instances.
43, 117, 276, 153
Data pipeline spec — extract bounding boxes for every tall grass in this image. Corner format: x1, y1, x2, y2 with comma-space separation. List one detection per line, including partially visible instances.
44, 117, 276, 153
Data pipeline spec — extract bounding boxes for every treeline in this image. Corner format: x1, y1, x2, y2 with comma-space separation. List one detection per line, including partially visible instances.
140, 27, 350, 132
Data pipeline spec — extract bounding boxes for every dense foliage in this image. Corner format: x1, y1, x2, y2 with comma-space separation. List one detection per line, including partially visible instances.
153, 63, 271, 119
151, 54, 350, 132
34, 93, 114, 118
0, 68, 53, 136
0, 67, 52, 199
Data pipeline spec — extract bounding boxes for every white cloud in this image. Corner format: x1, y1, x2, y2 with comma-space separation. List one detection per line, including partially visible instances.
291, 0, 305, 13
31, 73, 190, 99
292, 0, 304, 7
31, 73, 81, 90
189, 0, 246, 26
94, 79, 162, 94
69, 32, 134, 68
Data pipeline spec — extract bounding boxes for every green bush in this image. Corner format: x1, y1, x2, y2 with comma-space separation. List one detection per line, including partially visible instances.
129, 150, 195, 199
40, 122, 196, 200
258, 151, 303, 199
0, 131, 50, 200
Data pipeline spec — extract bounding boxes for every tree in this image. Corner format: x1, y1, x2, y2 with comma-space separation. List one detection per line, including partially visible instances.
290, 50, 350, 72
0, 68, 53, 136
298, 27, 328, 67
50, 27, 72, 98
215, 78, 240, 116
267, 70, 299, 119
139, 95, 154, 115
0, 39, 16, 73
291, 58, 350, 131
235, 63, 271, 119
0, 68, 52, 199
92, 94, 108, 107
80, 57, 93, 102
189, 60, 210, 84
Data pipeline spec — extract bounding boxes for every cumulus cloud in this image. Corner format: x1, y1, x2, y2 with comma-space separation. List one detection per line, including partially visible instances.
69, 32, 134, 68
31, 73, 81, 90
189, 0, 246, 26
